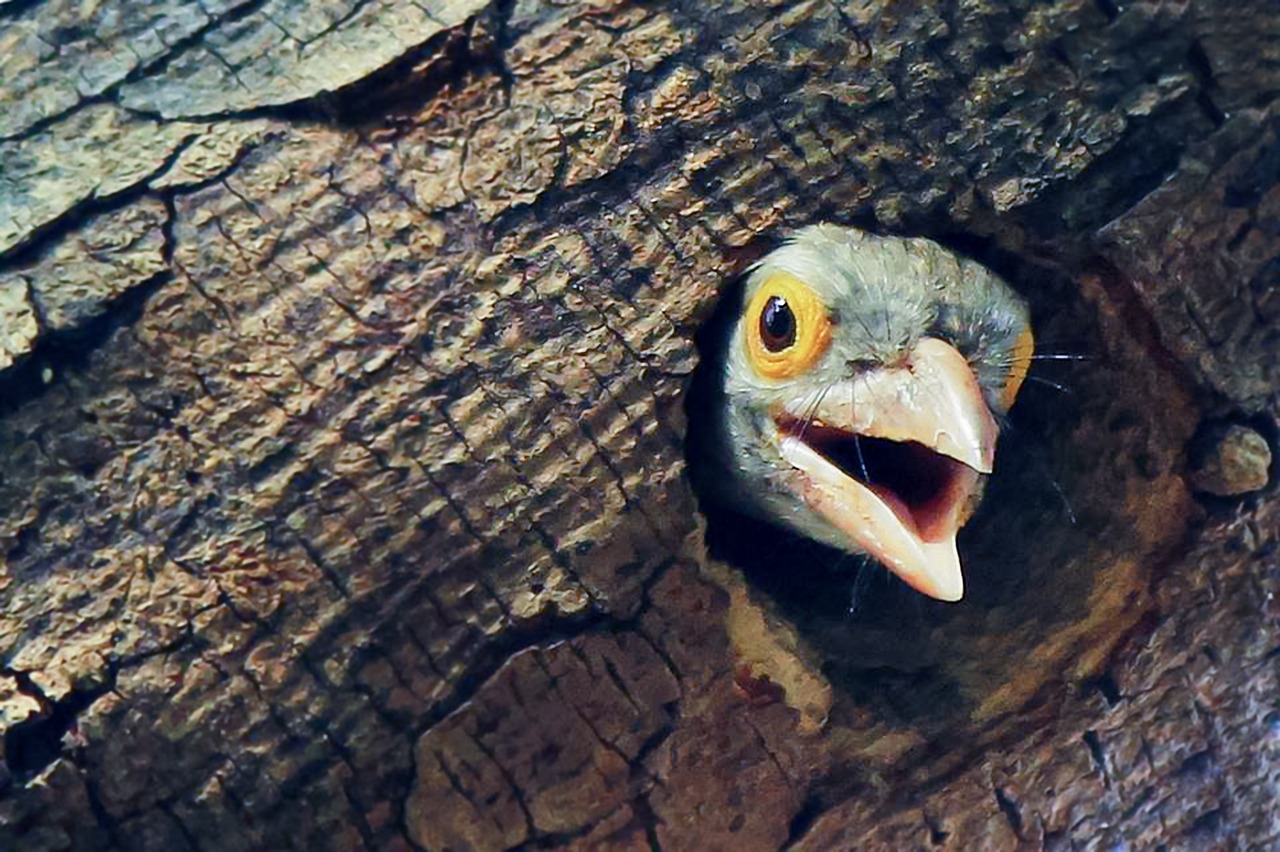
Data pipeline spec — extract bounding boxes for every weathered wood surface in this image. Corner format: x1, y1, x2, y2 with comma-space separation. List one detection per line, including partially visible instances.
0, 0, 1277, 849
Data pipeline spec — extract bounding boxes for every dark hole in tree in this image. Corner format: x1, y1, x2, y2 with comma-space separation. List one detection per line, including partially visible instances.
683, 226, 1191, 765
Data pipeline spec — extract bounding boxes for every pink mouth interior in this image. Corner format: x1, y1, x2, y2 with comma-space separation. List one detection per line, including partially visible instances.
777, 419, 970, 542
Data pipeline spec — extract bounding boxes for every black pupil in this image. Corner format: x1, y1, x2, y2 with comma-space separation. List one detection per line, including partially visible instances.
760, 295, 796, 351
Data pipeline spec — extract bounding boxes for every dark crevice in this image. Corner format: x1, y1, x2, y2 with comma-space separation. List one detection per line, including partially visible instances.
1083, 671, 1123, 706
2, 668, 113, 783
430, 746, 490, 818
290, 528, 355, 600
1, 636, 194, 786
925, 812, 949, 845
1185, 41, 1226, 128
480, 0, 518, 96
389, 565, 681, 844
0, 172, 189, 432
1224, 117, 1280, 210
783, 791, 825, 847
0, 0, 45, 22
158, 802, 203, 852
631, 793, 665, 852
0, 128, 195, 267
630, 715, 677, 775
602, 656, 643, 712
409, 606, 613, 740
331, 749, 383, 852
82, 770, 127, 849
307, 25, 478, 128
1184, 40, 1215, 90
1245, 411, 1280, 493
160, 1, 521, 132
1082, 730, 1112, 786
1175, 749, 1213, 777
4, 524, 40, 566
524, 804, 634, 849
826, 0, 873, 62
993, 786, 1023, 837
0, 635, 199, 787
470, 731, 538, 839
0, 269, 169, 419
1184, 807, 1224, 838
245, 443, 297, 483
2, 91, 117, 146
1121, 785, 1156, 820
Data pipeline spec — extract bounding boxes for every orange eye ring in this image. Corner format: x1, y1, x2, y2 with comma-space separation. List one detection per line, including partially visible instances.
998, 326, 1035, 411
744, 273, 832, 380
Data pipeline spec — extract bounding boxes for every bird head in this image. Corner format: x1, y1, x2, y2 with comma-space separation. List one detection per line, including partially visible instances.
715, 224, 1034, 602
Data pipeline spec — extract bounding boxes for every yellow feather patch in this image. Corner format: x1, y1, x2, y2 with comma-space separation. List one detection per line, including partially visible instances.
999, 326, 1035, 411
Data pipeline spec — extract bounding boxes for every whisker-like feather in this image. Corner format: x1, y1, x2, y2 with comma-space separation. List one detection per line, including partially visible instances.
1025, 374, 1073, 394
989, 353, 1091, 365
1001, 421, 1078, 525
854, 434, 871, 483
843, 302, 878, 345
1049, 476, 1078, 525
784, 384, 822, 433
849, 378, 872, 483
846, 554, 874, 615
797, 381, 836, 442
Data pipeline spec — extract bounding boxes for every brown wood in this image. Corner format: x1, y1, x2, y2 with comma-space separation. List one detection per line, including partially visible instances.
0, 0, 1277, 849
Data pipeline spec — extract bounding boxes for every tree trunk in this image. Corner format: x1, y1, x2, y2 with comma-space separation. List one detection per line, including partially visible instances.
0, 0, 1277, 849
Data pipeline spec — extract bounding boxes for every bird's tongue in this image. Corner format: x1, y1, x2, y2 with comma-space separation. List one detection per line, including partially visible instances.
777, 337, 997, 602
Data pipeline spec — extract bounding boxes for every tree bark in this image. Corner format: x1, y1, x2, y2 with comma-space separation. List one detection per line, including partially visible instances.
0, 0, 1277, 849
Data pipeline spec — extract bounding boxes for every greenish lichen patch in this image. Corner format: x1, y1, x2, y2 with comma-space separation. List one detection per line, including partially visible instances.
117, 0, 490, 120
0, 279, 39, 372
0, 104, 200, 258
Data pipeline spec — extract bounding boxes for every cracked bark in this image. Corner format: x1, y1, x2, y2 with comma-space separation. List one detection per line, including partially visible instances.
1, 0, 1278, 850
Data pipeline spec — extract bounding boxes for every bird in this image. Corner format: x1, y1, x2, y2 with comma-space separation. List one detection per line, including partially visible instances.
691, 224, 1034, 602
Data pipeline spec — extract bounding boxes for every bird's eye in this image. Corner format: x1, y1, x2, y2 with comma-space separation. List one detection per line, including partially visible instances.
760, 296, 795, 351
743, 273, 832, 379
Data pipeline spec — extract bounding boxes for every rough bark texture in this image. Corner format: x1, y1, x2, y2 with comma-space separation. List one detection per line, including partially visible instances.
0, 1, 1277, 850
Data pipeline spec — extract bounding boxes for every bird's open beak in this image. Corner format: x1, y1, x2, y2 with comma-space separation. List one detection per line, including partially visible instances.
774, 338, 998, 601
